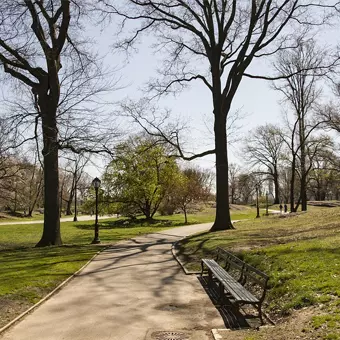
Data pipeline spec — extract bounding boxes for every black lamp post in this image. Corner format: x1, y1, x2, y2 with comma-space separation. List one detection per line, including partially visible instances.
256, 184, 260, 218
265, 191, 269, 216
91, 177, 101, 244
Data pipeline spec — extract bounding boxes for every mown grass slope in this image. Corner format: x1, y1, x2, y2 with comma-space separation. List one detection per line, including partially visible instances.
177, 207, 340, 339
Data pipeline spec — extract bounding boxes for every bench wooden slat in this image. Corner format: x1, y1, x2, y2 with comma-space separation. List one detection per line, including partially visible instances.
201, 249, 269, 324
202, 259, 259, 303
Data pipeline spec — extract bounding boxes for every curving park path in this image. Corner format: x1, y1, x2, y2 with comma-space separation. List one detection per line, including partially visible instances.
0, 223, 224, 340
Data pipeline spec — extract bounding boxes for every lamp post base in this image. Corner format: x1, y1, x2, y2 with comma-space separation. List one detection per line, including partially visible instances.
73, 216, 78, 222
91, 237, 101, 244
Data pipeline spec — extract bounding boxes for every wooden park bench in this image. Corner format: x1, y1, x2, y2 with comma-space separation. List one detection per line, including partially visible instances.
201, 247, 269, 323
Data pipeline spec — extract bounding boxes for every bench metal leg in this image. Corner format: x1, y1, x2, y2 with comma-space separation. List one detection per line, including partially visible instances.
208, 269, 213, 285
258, 304, 264, 325
219, 282, 225, 304
200, 261, 204, 276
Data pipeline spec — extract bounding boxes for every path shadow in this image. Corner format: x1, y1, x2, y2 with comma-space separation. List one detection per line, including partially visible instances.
197, 276, 262, 330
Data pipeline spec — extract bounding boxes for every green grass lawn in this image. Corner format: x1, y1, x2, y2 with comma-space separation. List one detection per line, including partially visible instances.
177, 207, 340, 339
0, 207, 217, 327
0, 205, 256, 328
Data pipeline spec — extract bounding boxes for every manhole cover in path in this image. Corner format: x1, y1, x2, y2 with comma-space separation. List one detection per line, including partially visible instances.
151, 331, 190, 340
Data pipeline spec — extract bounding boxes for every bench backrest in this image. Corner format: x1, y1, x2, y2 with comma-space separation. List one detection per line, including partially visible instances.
216, 247, 244, 281
242, 263, 269, 302
216, 247, 269, 302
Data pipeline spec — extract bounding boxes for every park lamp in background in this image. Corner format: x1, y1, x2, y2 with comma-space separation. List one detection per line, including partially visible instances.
91, 177, 101, 244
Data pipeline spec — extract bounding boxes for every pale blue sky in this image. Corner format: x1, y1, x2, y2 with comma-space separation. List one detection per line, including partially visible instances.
87, 29, 280, 175
85, 22, 339, 178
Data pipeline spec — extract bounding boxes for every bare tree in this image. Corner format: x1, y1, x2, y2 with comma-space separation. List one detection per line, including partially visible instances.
244, 124, 284, 204
308, 148, 338, 201
318, 88, 340, 133
273, 39, 334, 211
22, 151, 44, 217
228, 163, 241, 204
237, 172, 257, 205
0, 1, 76, 245
0, 1, 118, 246
60, 153, 91, 217
98, 0, 339, 231
0, 120, 32, 211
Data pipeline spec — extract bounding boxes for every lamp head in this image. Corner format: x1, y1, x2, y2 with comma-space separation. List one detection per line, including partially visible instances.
92, 177, 101, 189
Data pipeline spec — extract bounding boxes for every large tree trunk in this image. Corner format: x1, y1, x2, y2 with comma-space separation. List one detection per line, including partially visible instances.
183, 207, 188, 224
143, 201, 152, 220
294, 196, 301, 212
28, 176, 42, 217
210, 96, 233, 231
66, 185, 75, 215
273, 171, 280, 204
36, 101, 62, 247
300, 115, 308, 211
300, 172, 307, 210
290, 156, 297, 213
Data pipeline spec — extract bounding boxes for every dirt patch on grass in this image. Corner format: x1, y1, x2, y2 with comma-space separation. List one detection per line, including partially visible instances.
215, 307, 326, 340
0, 297, 32, 329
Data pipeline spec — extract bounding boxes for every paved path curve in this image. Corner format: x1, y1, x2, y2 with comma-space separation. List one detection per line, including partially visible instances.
0, 223, 224, 340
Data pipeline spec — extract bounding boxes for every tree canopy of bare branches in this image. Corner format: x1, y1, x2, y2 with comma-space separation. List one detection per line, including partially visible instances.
244, 124, 284, 204
97, 0, 339, 231
273, 39, 336, 211
0, 1, 119, 246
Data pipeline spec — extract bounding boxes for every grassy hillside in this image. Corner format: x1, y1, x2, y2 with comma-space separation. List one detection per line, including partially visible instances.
177, 207, 340, 340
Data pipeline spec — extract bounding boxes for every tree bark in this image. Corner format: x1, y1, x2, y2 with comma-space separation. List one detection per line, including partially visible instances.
66, 185, 75, 215
36, 99, 62, 247
183, 206, 188, 224
300, 121, 308, 211
143, 202, 151, 220
290, 156, 297, 213
300, 172, 307, 210
210, 92, 233, 231
273, 171, 280, 204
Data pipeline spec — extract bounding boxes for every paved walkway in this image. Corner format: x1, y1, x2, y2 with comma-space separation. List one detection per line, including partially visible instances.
0, 223, 224, 340
0, 215, 113, 226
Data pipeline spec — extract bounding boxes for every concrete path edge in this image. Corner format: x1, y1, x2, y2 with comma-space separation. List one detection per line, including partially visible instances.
172, 241, 222, 340
0, 247, 107, 335
171, 238, 200, 275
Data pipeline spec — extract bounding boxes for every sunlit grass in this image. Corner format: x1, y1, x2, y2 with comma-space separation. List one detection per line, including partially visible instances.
0, 206, 217, 327
177, 207, 340, 339
0, 204, 259, 328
